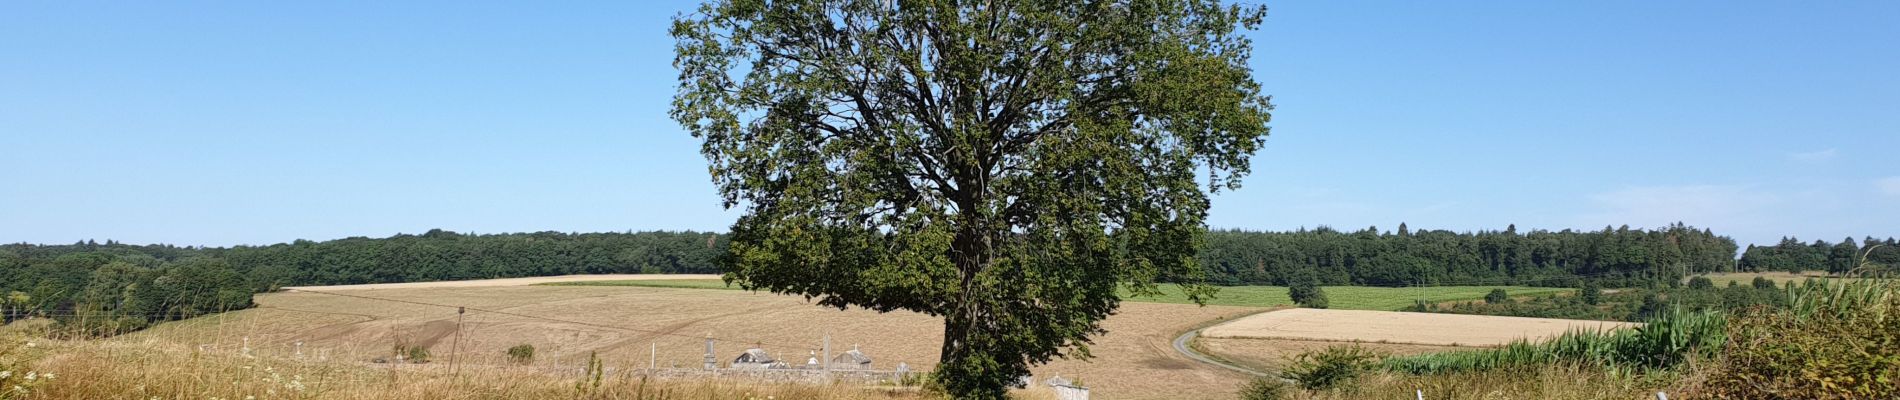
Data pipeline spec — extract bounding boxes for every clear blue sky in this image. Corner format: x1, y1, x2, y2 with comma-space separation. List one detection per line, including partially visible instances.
3, 1, 1896, 248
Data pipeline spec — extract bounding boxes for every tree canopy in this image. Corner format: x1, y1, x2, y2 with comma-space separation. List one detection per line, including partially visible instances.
671, 0, 1273, 396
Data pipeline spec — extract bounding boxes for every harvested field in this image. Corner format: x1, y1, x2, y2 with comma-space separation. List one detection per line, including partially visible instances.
129, 283, 1267, 399
282, 274, 720, 291
1194, 338, 1460, 371
1200, 308, 1638, 347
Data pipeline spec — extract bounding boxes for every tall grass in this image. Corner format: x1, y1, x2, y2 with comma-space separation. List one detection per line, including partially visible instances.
1384, 278, 1900, 378
1782, 277, 1898, 322
1381, 309, 1726, 375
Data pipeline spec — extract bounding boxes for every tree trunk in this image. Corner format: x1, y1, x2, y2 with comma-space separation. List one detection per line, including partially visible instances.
936, 224, 1011, 399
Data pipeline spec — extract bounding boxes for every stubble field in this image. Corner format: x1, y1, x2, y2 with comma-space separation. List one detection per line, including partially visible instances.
118, 278, 1267, 400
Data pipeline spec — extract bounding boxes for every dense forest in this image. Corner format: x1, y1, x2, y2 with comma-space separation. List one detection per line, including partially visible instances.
1198, 223, 1741, 287
1738, 236, 1900, 274
6, 225, 1892, 334
0, 230, 728, 333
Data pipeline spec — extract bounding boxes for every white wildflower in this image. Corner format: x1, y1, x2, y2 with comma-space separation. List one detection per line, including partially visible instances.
23, 342, 35, 348
23, 372, 34, 381
0, 370, 12, 378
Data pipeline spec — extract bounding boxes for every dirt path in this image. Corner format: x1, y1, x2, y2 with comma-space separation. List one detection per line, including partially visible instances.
282, 274, 720, 291
1172, 330, 1270, 377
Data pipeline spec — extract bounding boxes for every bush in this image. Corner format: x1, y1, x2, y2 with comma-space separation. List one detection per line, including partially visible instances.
394, 343, 430, 364
1281, 345, 1378, 390
1701, 279, 1900, 399
1237, 377, 1290, 400
1752, 276, 1776, 290
1484, 288, 1510, 304
1289, 283, 1328, 309
1580, 281, 1602, 305
1687, 276, 1714, 290
506, 344, 535, 365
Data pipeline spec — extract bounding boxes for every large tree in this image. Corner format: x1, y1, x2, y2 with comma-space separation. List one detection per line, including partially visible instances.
670, 0, 1272, 397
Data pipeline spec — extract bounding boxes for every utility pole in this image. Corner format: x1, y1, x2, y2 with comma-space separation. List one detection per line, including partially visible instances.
450, 306, 466, 376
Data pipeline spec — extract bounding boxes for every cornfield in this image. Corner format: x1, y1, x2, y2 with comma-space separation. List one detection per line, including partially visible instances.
1383, 278, 1900, 377
1380, 308, 1725, 375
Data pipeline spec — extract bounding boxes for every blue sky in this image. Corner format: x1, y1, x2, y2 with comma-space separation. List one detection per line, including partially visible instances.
2, 1, 1895, 248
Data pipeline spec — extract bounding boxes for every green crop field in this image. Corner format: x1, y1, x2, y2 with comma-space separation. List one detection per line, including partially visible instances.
544, 279, 1572, 311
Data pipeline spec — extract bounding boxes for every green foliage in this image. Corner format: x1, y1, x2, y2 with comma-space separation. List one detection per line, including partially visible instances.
1687, 276, 1715, 290
1281, 345, 1379, 390
505, 344, 535, 365
1740, 236, 1900, 274
1752, 276, 1777, 290
1484, 288, 1510, 304
564, 279, 1573, 311
1408, 284, 1786, 322
1288, 277, 1329, 309
405, 346, 431, 363
1702, 279, 1900, 399
1382, 308, 1727, 375
671, 0, 1273, 397
1199, 223, 1737, 287
1580, 280, 1602, 305
1236, 377, 1290, 400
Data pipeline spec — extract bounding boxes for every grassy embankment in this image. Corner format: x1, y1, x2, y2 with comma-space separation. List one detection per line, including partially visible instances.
545, 279, 1572, 311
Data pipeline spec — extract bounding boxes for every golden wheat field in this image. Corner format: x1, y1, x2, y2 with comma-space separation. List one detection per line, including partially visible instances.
80, 279, 1268, 400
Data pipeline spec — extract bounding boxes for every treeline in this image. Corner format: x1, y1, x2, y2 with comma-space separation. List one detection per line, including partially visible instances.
1198, 223, 1738, 288
0, 249, 253, 335
1738, 236, 1899, 274
0, 230, 727, 333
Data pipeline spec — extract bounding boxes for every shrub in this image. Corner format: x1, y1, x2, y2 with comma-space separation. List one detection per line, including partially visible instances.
393, 343, 430, 364
1281, 345, 1378, 390
1580, 281, 1602, 305
1751, 276, 1776, 290
506, 344, 535, 365
1687, 276, 1714, 290
1484, 288, 1510, 304
1288, 278, 1329, 309
1237, 377, 1290, 400
1701, 279, 1900, 399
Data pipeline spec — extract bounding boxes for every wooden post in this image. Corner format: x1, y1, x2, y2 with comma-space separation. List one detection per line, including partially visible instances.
1656, 392, 1668, 400
649, 342, 656, 370
1416, 389, 1424, 400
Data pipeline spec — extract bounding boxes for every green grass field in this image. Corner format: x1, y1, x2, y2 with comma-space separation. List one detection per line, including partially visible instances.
544, 279, 1573, 311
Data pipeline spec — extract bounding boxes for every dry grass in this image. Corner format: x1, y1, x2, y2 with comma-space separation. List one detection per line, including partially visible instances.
98, 284, 1264, 399
20, 337, 955, 400
1193, 338, 1459, 372
1201, 309, 1638, 347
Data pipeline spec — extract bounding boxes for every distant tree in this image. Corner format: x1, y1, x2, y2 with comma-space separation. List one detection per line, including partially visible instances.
1484, 288, 1510, 304
1687, 276, 1714, 290
671, 1, 1274, 397
1580, 280, 1602, 305
1752, 276, 1777, 290
1289, 273, 1329, 309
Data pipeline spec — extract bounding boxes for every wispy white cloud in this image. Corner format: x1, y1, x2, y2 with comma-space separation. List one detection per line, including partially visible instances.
1877, 177, 1900, 197
1789, 148, 1838, 163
